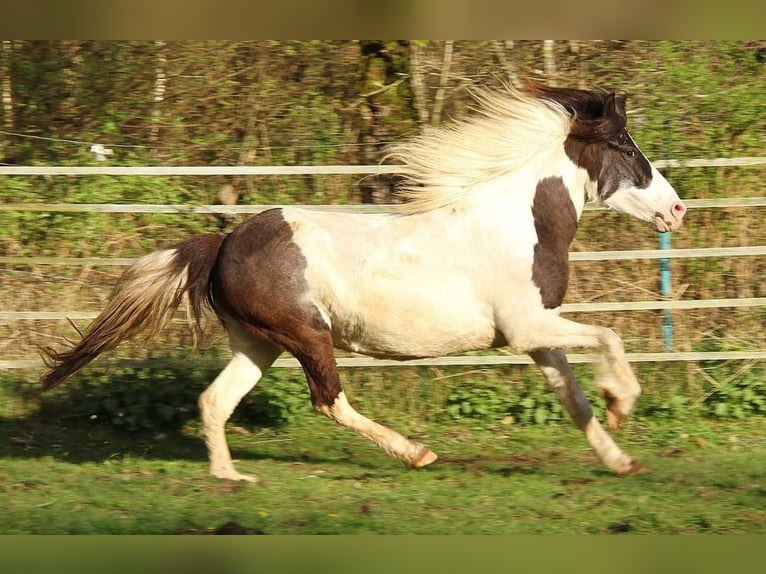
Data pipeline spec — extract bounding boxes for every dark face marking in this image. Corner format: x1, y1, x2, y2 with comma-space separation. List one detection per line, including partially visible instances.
565, 129, 652, 200
528, 82, 653, 201
531, 177, 578, 309
210, 208, 342, 408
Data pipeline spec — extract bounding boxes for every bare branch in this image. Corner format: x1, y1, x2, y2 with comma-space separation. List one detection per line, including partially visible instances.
492, 40, 521, 88
409, 42, 430, 125
431, 40, 454, 126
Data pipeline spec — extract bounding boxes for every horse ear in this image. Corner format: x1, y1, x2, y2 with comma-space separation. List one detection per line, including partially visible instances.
604, 92, 627, 121
614, 93, 627, 120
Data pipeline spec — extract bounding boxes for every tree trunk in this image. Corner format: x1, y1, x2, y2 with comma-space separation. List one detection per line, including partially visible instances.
543, 40, 556, 84
431, 40, 453, 126
150, 40, 167, 143
409, 41, 430, 125
1, 40, 13, 130
355, 41, 409, 204
493, 40, 520, 88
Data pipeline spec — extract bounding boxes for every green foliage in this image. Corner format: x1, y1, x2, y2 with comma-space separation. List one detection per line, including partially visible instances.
642, 394, 693, 421
705, 379, 766, 419
0, 173, 218, 258
699, 365, 766, 420
235, 370, 311, 427
5, 352, 766, 441
632, 41, 765, 202
692, 332, 766, 420
444, 379, 578, 425
445, 384, 514, 422
37, 360, 310, 432
41, 365, 206, 431
512, 391, 565, 426
442, 359, 765, 427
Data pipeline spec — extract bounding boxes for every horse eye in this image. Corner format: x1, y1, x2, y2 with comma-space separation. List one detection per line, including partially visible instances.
624, 149, 636, 158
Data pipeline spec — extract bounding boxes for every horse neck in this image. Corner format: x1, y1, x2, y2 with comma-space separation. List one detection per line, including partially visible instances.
463, 154, 589, 222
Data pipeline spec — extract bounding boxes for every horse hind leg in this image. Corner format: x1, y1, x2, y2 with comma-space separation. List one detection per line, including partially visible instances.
198, 335, 282, 482
292, 328, 437, 469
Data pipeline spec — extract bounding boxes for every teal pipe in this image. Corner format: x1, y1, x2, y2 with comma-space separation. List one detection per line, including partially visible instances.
660, 231, 673, 351
660, 119, 674, 352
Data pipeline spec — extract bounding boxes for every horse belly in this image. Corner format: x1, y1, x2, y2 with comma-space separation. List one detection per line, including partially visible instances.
325, 288, 500, 359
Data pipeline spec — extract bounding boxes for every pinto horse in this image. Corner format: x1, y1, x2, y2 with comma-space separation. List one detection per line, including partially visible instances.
41, 82, 687, 481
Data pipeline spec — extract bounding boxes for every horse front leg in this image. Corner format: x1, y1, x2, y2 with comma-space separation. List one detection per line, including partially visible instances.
529, 348, 644, 475
510, 313, 642, 430
592, 357, 642, 431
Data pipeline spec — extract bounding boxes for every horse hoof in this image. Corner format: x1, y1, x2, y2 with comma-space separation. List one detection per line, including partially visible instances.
411, 449, 438, 468
607, 408, 626, 431
624, 459, 647, 475
212, 469, 261, 483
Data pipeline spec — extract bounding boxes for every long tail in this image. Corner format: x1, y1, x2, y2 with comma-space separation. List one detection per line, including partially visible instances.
40, 233, 225, 390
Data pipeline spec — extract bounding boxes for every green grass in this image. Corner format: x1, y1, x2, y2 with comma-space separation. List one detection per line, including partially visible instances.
1, 409, 764, 534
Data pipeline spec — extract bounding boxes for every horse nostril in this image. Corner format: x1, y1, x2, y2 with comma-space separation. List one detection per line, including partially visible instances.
672, 201, 687, 220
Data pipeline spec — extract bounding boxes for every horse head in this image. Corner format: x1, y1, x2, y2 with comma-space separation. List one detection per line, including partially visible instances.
532, 82, 687, 233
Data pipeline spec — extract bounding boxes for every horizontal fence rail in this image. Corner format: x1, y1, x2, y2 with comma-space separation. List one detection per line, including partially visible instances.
2, 160, 765, 370
3, 298, 766, 322
2, 198, 766, 216
3, 350, 766, 371
0, 156, 765, 176
2, 246, 765, 267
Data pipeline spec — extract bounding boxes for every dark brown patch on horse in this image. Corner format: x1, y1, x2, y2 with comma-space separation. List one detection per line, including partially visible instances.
531, 177, 578, 309
209, 208, 342, 408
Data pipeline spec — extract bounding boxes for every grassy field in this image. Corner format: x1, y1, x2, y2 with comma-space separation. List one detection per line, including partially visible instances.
1, 390, 764, 535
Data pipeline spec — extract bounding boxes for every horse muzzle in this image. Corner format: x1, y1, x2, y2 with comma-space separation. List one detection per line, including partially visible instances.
652, 200, 687, 233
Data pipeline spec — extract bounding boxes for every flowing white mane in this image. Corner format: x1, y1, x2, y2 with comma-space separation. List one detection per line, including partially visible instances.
387, 86, 573, 213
